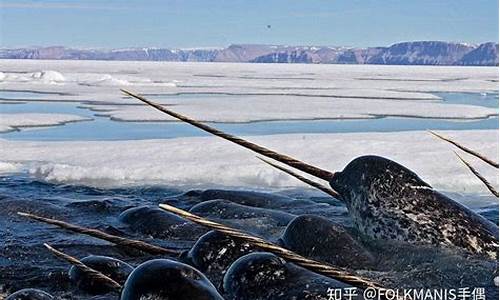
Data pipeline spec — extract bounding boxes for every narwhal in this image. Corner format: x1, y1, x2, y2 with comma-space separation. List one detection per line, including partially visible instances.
122, 90, 499, 259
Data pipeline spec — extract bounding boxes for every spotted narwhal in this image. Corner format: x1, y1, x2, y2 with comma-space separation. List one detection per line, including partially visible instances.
122, 90, 499, 259
330, 155, 498, 258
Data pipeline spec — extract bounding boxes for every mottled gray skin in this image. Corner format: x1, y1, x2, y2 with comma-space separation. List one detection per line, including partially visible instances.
189, 199, 295, 226
329, 155, 499, 259
197, 189, 314, 209
223, 252, 353, 300
69, 255, 133, 294
119, 206, 208, 240
278, 215, 375, 268
5, 289, 54, 300
189, 199, 296, 239
181, 230, 261, 289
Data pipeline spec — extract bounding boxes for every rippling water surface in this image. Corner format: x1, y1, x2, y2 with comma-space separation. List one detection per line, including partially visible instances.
0, 174, 498, 298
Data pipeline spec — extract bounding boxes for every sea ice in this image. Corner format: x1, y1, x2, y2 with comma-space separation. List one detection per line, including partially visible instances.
92, 95, 497, 122
0, 60, 496, 122
0, 61, 497, 201
0, 70, 66, 84
0, 60, 497, 103
0, 130, 497, 203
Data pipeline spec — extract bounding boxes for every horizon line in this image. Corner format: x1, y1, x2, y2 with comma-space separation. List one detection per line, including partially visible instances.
2, 40, 498, 51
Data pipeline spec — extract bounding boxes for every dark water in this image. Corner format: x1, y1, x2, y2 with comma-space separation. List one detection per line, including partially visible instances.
0, 174, 498, 299
0, 174, 346, 298
0, 92, 498, 141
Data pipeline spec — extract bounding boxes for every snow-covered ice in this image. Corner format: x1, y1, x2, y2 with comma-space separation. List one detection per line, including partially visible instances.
0, 161, 21, 173
0, 70, 66, 84
0, 130, 497, 201
0, 60, 497, 122
0, 60, 497, 100
93, 95, 497, 122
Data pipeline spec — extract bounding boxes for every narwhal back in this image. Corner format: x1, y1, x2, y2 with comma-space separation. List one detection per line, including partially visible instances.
330, 155, 499, 259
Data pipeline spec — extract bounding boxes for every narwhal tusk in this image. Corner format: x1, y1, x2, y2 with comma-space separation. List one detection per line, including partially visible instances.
18, 212, 180, 255
158, 203, 381, 289
121, 89, 335, 181
44, 243, 122, 292
429, 130, 499, 169
256, 156, 341, 199
454, 152, 499, 198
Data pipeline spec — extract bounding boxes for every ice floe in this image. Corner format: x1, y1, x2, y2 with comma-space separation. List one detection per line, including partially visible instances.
0, 68, 175, 88
95, 95, 497, 122
0, 60, 496, 123
0, 113, 92, 133
0, 60, 497, 104
0, 70, 66, 84
0, 161, 20, 173
0, 130, 497, 201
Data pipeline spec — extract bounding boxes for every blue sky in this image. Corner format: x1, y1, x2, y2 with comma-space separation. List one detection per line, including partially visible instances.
0, 0, 498, 48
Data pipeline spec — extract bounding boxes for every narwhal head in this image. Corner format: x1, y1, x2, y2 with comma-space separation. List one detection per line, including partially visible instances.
327, 156, 433, 241
329, 155, 431, 207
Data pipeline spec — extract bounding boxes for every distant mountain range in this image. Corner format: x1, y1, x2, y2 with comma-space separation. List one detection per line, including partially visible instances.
1, 41, 498, 66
